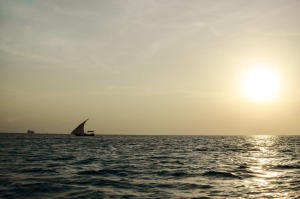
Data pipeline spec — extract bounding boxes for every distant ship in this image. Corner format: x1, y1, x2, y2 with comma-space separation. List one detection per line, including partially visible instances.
71, 119, 95, 136
27, 130, 35, 134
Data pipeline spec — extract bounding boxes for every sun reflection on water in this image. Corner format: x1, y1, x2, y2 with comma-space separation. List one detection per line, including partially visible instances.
244, 135, 284, 197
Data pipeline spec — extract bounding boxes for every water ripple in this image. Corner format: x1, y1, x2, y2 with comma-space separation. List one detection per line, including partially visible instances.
0, 134, 299, 198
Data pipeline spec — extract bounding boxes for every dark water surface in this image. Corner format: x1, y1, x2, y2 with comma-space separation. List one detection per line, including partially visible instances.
0, 134, 299, 198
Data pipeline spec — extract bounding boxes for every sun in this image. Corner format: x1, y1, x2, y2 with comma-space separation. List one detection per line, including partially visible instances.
242, 65, 281, 102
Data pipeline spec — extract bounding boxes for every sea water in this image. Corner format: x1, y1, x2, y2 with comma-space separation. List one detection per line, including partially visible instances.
0, 134, 299, 198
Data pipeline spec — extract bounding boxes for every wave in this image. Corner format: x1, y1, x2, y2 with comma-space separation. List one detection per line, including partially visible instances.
9, 182, 72, 198
91, 179, 130, 189
74, 157, 98, 164
195, 148, 208, 152
179, 183, 213, 190
237, 164, 249, 169
21, 168, 58, 174
77, 169, 128, 177
56, 155, 75, 161
156, 170, 189, 178
272, 164, 300, 170
202, 171, 242, 179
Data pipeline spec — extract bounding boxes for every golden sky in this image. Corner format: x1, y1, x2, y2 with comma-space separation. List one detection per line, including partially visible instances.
1, 0, 300, 134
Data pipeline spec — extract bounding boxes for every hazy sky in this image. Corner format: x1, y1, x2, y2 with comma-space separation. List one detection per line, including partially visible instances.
1, 0, 300, 134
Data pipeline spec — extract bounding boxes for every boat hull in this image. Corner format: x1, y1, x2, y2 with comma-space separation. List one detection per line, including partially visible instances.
74, 133, 95, 136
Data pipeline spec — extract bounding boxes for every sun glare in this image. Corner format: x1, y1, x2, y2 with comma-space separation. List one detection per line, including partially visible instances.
242, 65, 281, 102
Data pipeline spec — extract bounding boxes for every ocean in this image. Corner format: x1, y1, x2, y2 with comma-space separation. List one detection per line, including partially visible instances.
0, 134, 299, 198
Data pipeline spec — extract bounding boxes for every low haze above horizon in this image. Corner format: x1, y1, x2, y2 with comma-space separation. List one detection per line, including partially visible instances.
1, 0, 300, 135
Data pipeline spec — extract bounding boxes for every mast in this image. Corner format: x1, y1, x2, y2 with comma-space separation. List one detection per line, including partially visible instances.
71, 119, 88, 135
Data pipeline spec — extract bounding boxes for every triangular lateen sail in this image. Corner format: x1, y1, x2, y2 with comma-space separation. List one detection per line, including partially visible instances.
71, 119, 88, 135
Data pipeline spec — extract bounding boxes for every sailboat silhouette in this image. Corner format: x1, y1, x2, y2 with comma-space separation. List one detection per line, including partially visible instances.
71, 119, 94, 136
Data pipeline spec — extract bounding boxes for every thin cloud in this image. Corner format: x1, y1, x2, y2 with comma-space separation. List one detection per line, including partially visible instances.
0, 45, 62, 64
